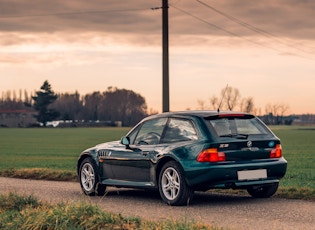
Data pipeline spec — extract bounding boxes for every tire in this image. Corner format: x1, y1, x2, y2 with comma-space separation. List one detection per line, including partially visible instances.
79, 158, 106, 196
247, 182, 279, 198
158, 161, 194, 206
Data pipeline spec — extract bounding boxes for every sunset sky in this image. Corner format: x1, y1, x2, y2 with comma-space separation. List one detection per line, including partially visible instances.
1, 0, 314, 114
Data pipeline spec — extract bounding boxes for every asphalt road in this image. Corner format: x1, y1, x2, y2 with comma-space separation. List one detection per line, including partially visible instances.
0, 177, 314, 230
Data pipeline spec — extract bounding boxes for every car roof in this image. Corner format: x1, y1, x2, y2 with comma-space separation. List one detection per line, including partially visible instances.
145, 110, 251, 120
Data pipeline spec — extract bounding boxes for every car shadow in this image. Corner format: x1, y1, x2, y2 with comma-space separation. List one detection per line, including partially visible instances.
192, 191, 254, 206
102, 187, 263, 206
105, 188, 161, 201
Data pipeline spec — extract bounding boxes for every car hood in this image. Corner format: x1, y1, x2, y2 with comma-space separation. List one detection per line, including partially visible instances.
82, 140, 121, 153
94, 140, 122, 150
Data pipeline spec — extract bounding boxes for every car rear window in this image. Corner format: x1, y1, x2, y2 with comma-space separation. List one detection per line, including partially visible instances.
207, 116, 270, 137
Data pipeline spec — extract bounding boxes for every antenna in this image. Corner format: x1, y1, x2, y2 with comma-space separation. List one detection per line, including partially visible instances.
217, 84, 228, 113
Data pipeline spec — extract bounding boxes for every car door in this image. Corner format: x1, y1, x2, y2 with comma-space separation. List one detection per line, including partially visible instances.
108, 117, 167, 183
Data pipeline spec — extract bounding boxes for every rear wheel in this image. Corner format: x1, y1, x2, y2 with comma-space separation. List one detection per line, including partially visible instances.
247, 182, 279, 198
79, 158, 106, 196
158, 161, 194, 206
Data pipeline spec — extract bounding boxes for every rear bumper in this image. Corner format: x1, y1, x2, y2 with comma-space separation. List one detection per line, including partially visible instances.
184, 157, 287, 190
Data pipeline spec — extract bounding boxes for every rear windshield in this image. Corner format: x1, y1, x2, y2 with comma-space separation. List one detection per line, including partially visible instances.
207, 116, 271, 138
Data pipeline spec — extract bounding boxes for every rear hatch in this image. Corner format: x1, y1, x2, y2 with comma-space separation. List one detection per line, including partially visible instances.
205, 113, 280, 161
217, 139, 280, 161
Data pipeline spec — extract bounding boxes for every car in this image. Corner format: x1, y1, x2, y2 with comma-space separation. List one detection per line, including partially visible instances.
77, 110, 287, 206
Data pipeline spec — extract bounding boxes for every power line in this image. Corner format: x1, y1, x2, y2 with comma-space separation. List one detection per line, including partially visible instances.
0, 8, 149, 19
170, 3, 312, 59
197, 0, 276, 38
196, 0, 313, 56
170, 4, 284, 53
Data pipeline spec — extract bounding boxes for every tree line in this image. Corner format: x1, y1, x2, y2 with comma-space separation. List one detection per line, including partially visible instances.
1, 82, 313, 127
0, 81, 148, 127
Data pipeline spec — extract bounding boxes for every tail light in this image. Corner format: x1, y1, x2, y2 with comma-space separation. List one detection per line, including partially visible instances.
197, 148, 226, 162
270, 144, 282, 158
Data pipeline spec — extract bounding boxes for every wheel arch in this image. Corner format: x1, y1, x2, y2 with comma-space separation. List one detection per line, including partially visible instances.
155, 156, 183, 185
77, 152, 95, 176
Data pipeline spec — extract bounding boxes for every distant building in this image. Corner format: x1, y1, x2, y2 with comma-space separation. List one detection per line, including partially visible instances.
0, 109, 37, 127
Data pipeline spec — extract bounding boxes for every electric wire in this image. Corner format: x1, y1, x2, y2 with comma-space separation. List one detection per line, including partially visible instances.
0, 8, 149, 19
170, 3, 312, 59
170, 4, 286, 54
196, 0, 313, 56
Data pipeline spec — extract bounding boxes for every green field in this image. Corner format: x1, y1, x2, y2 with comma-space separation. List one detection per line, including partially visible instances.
0, 126, 314, 191
0, 127, 130, 172
271, 126, 315, 189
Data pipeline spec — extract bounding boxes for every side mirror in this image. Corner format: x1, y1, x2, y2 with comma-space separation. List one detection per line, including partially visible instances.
120, 136, 141, 152
120, 136, 130, 146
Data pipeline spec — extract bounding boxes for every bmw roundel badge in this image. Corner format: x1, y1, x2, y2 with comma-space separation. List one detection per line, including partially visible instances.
268, 141, 275, 147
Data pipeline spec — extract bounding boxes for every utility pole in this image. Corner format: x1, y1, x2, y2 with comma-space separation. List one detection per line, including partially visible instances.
162, 0, 169, 112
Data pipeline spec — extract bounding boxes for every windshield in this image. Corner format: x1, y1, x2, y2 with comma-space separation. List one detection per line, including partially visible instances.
208, 117, 270, 138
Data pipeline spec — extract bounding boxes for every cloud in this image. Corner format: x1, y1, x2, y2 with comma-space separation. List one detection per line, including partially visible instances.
0, 0, 314, 66
1, 0, 314, 39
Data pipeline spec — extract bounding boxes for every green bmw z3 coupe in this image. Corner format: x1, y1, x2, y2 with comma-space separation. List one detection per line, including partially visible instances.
77, 110, 287, 206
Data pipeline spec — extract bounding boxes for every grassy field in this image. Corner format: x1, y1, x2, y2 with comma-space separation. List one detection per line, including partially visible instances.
271, 126, 315, 189
0, 126, 314, 192
0, 127, 130, 172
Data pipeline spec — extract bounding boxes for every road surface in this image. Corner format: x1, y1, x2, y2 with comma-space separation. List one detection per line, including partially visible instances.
0, 177, 314, 230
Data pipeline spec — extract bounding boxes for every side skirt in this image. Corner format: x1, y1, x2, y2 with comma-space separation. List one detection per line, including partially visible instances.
101, 179, 156, 189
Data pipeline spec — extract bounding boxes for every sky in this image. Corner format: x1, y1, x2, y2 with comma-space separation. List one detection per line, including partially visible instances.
1, 0, 315, 114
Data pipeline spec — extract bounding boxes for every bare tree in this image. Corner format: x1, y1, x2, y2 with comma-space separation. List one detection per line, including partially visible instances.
209, 96, 219, 110
264, 103, 290, 125
82, 92, 102, 121
241, 97, 255, 113
222, 86, 241, 110
197, 99, 207, 110
278, 103, 290, 117
52, 91, 82, 121
265, 103, 285, 117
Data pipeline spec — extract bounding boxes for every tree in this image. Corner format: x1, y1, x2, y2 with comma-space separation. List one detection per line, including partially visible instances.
52, 91, 83, 121
99, 87, 147, 126
32, 80, 59, 126
209, 96, 219, 110
240, 97, 255, 113
222, 86, 241, 110
82, 92, 102, 121
264, 103, 290, 125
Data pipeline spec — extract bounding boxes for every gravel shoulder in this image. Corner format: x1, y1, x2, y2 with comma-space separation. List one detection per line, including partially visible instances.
0, 177, 314, 230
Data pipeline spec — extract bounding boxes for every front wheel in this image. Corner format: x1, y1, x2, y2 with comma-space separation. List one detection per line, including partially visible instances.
247, 182, 279, 198
79, 158, 106, 196
158, 161, 194, 206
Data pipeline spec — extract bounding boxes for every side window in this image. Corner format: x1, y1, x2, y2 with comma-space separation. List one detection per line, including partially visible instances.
134, 118, 167, 145
161, 118, 198, 143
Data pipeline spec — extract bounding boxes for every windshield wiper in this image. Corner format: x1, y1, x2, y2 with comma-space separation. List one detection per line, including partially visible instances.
219, 133, 248, 139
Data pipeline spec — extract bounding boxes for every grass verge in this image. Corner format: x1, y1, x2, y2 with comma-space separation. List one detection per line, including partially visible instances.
0, 168, 77, 182
0, 193, 221, 230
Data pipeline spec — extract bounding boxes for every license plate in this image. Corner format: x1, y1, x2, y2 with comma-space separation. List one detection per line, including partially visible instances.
237, 169, 267, 180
